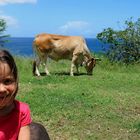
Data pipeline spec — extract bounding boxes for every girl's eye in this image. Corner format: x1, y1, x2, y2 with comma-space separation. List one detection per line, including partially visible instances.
4, 79, 15, 85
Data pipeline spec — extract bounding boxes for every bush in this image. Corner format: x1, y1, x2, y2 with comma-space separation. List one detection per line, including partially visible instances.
0, 18, 9, 47
97, 18, 140, 64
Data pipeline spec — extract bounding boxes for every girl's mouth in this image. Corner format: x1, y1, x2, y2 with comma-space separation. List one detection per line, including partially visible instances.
0, 94, 10, 100
0, 94, 11, 108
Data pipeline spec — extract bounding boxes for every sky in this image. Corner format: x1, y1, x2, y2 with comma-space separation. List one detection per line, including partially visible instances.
0, 0, 140, 38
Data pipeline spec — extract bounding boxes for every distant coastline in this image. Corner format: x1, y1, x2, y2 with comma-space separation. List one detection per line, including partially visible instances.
3, 37, 107, 56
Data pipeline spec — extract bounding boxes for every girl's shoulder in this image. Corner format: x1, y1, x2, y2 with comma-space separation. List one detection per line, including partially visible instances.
14, 100, 31, 113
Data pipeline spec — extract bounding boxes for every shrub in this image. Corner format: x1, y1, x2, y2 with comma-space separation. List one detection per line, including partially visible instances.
97, 17, 140, 64
0, 18, 9, 47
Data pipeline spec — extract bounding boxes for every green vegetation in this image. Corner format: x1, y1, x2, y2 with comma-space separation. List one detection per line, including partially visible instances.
0, 18, 9, 47
97, 17, 140, 64
15, 57, 140, 140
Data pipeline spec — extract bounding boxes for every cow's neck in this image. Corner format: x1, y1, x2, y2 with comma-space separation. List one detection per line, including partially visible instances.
84, 52, 92, 61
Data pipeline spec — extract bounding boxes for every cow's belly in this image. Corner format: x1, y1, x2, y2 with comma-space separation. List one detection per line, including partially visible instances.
48, 50, 73, 61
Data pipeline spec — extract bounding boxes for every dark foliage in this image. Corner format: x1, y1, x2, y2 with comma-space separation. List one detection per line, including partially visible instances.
0, 18, 10, 47
97, 18, 140, 64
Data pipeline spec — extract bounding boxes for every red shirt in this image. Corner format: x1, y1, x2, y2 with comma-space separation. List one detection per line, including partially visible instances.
0, 100, 32, 140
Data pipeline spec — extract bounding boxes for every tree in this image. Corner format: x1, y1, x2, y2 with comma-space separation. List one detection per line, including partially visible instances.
97, 18, 140, 64
0, 18, 10, 47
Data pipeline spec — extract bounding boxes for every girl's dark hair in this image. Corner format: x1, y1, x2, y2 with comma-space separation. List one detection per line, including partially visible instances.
0, 49, 18, 81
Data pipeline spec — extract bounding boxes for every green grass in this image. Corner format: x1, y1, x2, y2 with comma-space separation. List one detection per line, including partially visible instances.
15, 56, 140, 140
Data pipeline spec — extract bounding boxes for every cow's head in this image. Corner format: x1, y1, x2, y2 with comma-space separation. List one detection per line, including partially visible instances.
84, 58, 96, 75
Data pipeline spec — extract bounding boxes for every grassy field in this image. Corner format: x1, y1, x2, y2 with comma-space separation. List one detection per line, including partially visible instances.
15, 56, 140, 140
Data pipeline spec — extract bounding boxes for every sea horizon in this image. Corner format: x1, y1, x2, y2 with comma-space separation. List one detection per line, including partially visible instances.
3, 37, 107, 57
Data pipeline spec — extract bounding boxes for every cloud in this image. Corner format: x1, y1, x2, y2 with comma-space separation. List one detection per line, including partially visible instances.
57, 21, 93, 37
0, 0, 37, 5
0, 15, 18, 28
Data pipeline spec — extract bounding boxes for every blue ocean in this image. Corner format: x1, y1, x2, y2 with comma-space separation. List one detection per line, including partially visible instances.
3, 37, 107, 56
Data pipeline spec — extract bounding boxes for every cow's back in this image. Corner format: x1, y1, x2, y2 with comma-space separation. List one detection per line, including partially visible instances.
33, 33, 87, 61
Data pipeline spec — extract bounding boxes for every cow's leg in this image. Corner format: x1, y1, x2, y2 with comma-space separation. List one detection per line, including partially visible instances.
71, 55, 78, 76
44, 57, 50, 75
76, 64, 79, 74
70, 63, 75, 76
33, 58, 41, 76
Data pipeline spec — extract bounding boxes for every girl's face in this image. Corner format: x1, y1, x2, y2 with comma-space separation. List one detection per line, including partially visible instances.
0, 62, 17, 109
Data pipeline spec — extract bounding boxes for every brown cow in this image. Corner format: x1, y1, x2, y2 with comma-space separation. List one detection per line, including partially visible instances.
33, 33, 96, 76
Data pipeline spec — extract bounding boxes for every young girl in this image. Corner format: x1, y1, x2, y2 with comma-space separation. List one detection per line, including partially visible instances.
0, 50, 32, 140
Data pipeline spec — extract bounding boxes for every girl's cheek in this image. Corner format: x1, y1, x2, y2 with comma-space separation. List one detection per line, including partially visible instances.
7, 84, 17, 93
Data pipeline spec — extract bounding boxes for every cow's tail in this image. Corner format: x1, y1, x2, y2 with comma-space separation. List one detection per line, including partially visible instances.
33, 60, 37, 76
32, 39, 37, 76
